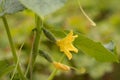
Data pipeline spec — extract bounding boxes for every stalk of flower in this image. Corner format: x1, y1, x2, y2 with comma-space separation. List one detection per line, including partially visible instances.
56, 30, 78, 60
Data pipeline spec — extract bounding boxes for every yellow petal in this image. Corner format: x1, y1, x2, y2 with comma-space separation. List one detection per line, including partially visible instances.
56, 30, 78, 60
64, 50, 72, 60
53, 62, 70, 71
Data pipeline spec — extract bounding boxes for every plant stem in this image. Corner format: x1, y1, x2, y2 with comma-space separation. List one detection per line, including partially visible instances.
48, 69, 57, 80
2, 16, 26, 80
25, 14, 43, 80
48, 54, 65, 80
2, 16, 17, 61
10, 43, 24, 80
77, 0, 96, 26
32, 15, 43, 67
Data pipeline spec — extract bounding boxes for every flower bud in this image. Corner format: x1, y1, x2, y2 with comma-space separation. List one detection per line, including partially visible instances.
42, 28, 56, 42
53, 62, 70, 71
39, 50, 53, 63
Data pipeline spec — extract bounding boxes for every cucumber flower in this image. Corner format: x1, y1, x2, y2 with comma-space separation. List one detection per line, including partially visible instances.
53, 62, 70, 71
56, 30, 78, 60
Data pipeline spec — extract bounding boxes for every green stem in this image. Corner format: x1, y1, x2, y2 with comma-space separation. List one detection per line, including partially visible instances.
77, 0, 96, 26
2, 16, 26, 80
25, 14, 43, 80
2, 16, 17, 61
32, 15, 43, 66
48, 54, 65, 80
10, 43, 24, 80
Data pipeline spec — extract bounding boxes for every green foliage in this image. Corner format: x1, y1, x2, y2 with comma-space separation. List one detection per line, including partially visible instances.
0, 0, 120, 80
19, 0, 67, 16
0, 0, 25, 16
0, 60, 15, 78
75, 33, 119, 62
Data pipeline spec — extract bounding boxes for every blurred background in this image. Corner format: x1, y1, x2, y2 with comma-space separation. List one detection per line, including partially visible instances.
0, 0, 120, 80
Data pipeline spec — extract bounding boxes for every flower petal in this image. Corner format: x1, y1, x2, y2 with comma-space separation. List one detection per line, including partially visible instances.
56, 30, 78, 60
53, 62, 70, 71
64, 50, 72, 60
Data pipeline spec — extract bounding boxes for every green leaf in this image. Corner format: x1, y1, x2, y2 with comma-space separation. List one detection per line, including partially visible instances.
19, 0, 67, 16
0, 0, 25, 16
75, 33, 119, 62
0, 60, 15, 77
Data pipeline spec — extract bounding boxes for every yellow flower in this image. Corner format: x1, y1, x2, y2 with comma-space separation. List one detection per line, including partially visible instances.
56, 30, 78, 60
53, 62, 70, 71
